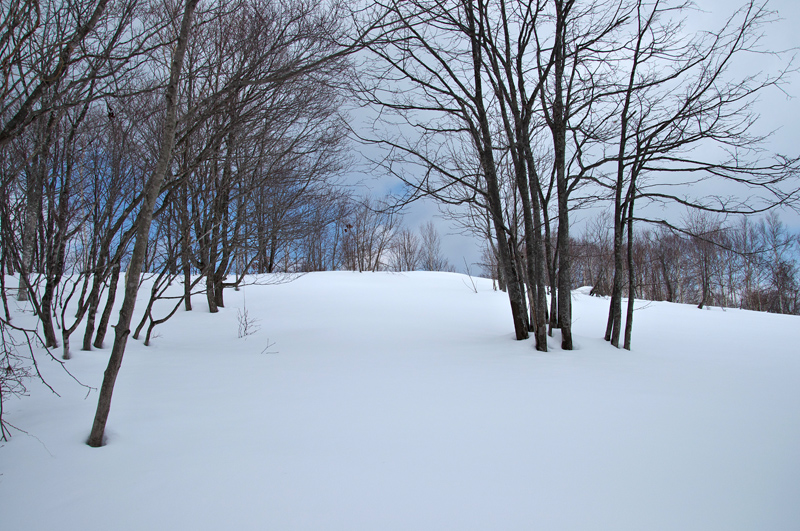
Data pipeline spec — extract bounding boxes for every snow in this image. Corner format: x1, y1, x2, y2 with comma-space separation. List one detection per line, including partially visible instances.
2, 271, 799, 530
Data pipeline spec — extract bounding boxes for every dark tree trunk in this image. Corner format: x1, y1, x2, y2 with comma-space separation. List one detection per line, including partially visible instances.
623, 193, 636, 350
546, 0, 573, 349
82, 281, 101, 351
698, 256, 709, 309
39, 279, 59, 348
556, 203, 572, 350
82, 258, 108, 351
93, 262, 120, 349
466, 7, 528, 340
205, 271, 218, 313
181, 182, 193, 311
605, 213, 624, 347
214, 275, 225, 309
517, 152, 547, 351
553, 33, 572, 349
544, 218, 557, 336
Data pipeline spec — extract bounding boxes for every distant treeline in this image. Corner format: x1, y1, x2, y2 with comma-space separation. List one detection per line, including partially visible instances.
570, 212, 799, 315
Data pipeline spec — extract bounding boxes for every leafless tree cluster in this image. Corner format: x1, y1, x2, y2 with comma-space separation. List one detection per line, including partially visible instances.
1, 0, 464, 443
2, 0, 798, 443
357, 0, 798, 351
574, 211, 800, 315
0, 0, 395, 445
389, 221, 455, 273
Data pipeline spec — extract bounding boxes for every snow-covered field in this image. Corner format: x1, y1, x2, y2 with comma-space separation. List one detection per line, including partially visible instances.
2, 272, 799, 530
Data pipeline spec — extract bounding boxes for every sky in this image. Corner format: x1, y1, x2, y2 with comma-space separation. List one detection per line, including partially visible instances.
346, 0, 800, 272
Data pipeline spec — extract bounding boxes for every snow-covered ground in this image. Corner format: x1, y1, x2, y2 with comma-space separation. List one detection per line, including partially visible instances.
2, 272, 799, 530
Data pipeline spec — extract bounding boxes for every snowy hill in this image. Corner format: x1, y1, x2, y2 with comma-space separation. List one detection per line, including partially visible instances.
2, 272, 799, 530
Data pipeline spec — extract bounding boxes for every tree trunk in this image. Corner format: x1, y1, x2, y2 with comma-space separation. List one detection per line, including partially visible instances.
466, 9, 528, 340
93, 262, 120, 349
517, 154, 547, 351
18, 133, 46, 302
605, 213, 624, 346
547, 0, 573, 349
82, 283, 101, 351
82, 259, 108, 351
556, 208, 572, 350
214, 275, 225, 309
39, 279, 59, 348
553, 61, 572, 348
545, 219, 557, 336
623, 194, 636, 350
698, 256, 709, 309
205, 272, 218, 313
181, 180, 193, 311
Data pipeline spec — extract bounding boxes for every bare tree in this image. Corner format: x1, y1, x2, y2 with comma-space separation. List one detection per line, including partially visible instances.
758, 211, 798, 314
340, 197, 398, 272
358, 0, 533, 339
562, 0, 800, 348
390, 227, 421, 272
88, 0, 201, 448
418, 221, 454, 272
0, 0, 112, 147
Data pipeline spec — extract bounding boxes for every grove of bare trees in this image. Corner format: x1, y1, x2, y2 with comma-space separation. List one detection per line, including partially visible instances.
1, 0, 798, 442
0, 0, 449, 443
355, 0, 798, 352
573, 211, 800, 315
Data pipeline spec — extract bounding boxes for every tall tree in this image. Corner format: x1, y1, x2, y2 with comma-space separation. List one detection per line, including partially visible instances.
88, 0, 200, 447
359, 0, 534, 339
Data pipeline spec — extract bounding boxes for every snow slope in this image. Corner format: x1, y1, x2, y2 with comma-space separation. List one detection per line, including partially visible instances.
2, 272, 799, 530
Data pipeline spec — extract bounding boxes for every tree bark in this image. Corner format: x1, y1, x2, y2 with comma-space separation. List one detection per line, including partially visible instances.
552, 0, 572, 350
82, 276, 102, 351
623, 192, 636, 350
93, 262, 120, 349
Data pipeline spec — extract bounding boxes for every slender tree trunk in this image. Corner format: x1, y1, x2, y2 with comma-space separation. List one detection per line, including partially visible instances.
181, 182, 193, 311
61, 274, 93, 360
545, 219, 557, 336
517, 155, 547, 351
18, 139, 46, 302
82, 284, 101, 351
531, 193, 548, 349
93, 262, 120, 348
698, 255, 709, 309
82, 258, 108, 351
489, 237, 507, 292
88, 0, 199, 447
556, 207, 572, 349
214, 275, 225, 308
467, 6, 528, 340
553, 77, 572, 347
623, 193, 636, 350
39, 279, 59, 347
605, 213, 624, 346
133, 276, 160, 339
182, 256, 193, 310
205, 270, 218, 313
0, 258, 10, 322
549, 0, 572, 349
